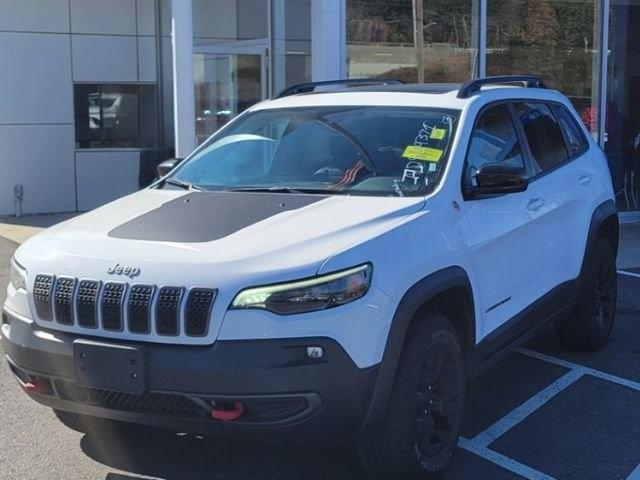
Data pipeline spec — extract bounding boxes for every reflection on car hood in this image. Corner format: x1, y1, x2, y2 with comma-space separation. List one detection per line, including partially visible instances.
17, 189, 425, 282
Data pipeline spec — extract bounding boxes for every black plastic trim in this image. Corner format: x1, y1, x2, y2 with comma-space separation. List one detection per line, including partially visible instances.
473, 280, 576, 374
576, 200, 619, 294
358, 266, 475, 433
2, 327, 378, 443
276, 78, 404, 98
457, 75, 547, 98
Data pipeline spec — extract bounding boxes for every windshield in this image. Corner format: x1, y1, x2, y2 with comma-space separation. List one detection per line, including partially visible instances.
170, 106, 459, 197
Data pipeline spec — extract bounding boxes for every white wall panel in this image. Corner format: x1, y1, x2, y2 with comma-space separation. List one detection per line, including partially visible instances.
70, 0, 136, 35
76, 151, 141, 211
138, 36, 157, 82
136, 0, 156, 35
0, 32, 73, 124
0, 0, 70, 33
72, 35, 138, 82
0, 125, 75, 215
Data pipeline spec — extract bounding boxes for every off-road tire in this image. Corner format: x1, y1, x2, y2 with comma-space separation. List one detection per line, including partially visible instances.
357, 312, 466, 480
556, 238, 617, 351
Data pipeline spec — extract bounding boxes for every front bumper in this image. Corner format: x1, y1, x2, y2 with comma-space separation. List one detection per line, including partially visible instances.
1, 309, 379, 443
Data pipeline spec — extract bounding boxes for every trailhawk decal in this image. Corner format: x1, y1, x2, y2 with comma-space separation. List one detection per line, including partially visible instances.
108, 191, 329, 243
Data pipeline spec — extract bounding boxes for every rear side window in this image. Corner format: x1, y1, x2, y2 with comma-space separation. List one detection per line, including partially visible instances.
514, 102, 568, 173
464, 104, 525, 187
552, 104, 588, 157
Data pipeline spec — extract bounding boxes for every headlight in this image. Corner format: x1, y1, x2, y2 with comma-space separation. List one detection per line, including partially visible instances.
9, 256, 27, 292
231, 264, 372, 315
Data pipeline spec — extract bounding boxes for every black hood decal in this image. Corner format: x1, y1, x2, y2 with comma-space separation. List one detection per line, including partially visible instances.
108, 191, 329, 243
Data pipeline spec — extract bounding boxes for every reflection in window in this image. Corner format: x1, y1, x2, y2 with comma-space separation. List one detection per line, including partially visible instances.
347, 0, 478, 83
515, 102, 568, 172
465, 104, 525, 186
74, 84, 158, 149
487, 0, 600, 137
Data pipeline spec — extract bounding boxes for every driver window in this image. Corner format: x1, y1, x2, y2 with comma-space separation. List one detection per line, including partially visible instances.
465, 104, 525, 187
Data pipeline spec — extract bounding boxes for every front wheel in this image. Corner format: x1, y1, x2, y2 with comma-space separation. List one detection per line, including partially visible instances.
556, 238, 617, 351
358, 312, 466, 480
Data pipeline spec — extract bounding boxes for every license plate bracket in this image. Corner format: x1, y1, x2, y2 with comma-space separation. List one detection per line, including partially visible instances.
73, 340, 146, 394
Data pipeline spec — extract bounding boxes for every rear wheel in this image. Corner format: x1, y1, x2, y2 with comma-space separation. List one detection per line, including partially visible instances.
556, 238, 617, 351
358, 313, 466, 480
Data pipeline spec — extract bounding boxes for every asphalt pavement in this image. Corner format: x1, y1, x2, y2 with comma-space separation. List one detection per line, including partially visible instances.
1, 235, 639, 480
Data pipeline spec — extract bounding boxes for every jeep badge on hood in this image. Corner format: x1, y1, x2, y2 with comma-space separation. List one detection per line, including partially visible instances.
107, 262, 141, 278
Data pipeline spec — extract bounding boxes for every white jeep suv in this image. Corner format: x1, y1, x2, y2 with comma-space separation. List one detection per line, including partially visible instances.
2, 76, 618, 479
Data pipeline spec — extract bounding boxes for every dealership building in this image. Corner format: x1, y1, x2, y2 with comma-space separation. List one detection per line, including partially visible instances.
0, 0, 639, 220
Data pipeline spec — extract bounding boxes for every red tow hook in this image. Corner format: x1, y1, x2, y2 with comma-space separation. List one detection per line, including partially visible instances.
211, 401, 244, 422
23, 381, 48, 394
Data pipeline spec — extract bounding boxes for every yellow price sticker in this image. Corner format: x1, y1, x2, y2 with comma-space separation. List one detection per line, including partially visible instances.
402, 145, 443, 162
430, 128, 447, 140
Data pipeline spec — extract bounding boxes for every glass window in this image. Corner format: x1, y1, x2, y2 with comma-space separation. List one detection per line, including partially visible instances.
346, 0, 478, 83
194, 53, 264, 144
552, 104, 588, 157
487, 0, 601, 139
606, 0, 640, 212
171, 106, 459, 197
272, 0, 312, 95
192, 0, 268, 43
464, 104, 525, 187
74, 84, 158, 149
515, 102, 569, 172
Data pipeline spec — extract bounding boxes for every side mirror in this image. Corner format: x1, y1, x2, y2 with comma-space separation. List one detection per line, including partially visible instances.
464, 163, 528, 198
156, 158, 184, 178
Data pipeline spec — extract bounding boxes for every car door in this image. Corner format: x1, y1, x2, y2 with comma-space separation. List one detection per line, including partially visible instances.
461, 103, 549, 339
512, 101, 595, 291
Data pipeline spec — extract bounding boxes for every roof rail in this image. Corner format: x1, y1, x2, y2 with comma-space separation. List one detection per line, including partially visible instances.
276, 78, 404, 98
457, 75, 547, 99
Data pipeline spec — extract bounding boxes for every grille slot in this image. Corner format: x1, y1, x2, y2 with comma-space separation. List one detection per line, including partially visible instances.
76, 280, 100, 328
33, 274, 55, 321
127, 285, 155, 333
101, 282, 126, 331
185, 289, 216, 337
155, 286, 183, 335
32, 273, 217, 343
54, 277, 76, 325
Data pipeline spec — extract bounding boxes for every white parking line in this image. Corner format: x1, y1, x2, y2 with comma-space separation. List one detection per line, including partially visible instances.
618, 270, 640, 279
461, 345, 640, 478
471, 369, 584, 448
627, 464, 640, 480
517, 348, 640, 393
627, 463, 640, 480
458, 437, 557, 480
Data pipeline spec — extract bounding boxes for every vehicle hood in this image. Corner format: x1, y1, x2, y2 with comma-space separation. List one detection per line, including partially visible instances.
17, 188, 425, 287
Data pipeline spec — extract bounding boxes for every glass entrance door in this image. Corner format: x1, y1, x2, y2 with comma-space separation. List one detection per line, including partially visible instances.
194, 49, 266, 144
606, 0, 640, 212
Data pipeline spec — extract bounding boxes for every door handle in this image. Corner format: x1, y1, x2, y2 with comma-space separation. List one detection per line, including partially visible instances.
579, 174, 592, 185
527, 198, 545, 212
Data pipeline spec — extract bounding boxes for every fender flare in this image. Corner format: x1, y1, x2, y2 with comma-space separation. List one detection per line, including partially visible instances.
576, 200, 618, 295
358, 266, 474, 434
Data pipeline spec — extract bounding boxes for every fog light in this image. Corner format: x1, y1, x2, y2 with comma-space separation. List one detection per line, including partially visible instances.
306, 346, 324, 359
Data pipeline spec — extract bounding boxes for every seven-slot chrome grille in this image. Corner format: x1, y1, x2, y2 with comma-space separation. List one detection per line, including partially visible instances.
30, 275, 217, 341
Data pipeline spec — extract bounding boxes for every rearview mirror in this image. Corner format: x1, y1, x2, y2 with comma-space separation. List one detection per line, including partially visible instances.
464, 163, 528, 198
156, 158, 184, 178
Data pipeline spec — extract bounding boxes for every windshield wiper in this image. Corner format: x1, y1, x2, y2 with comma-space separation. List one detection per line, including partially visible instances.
163, 178, 204, 191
